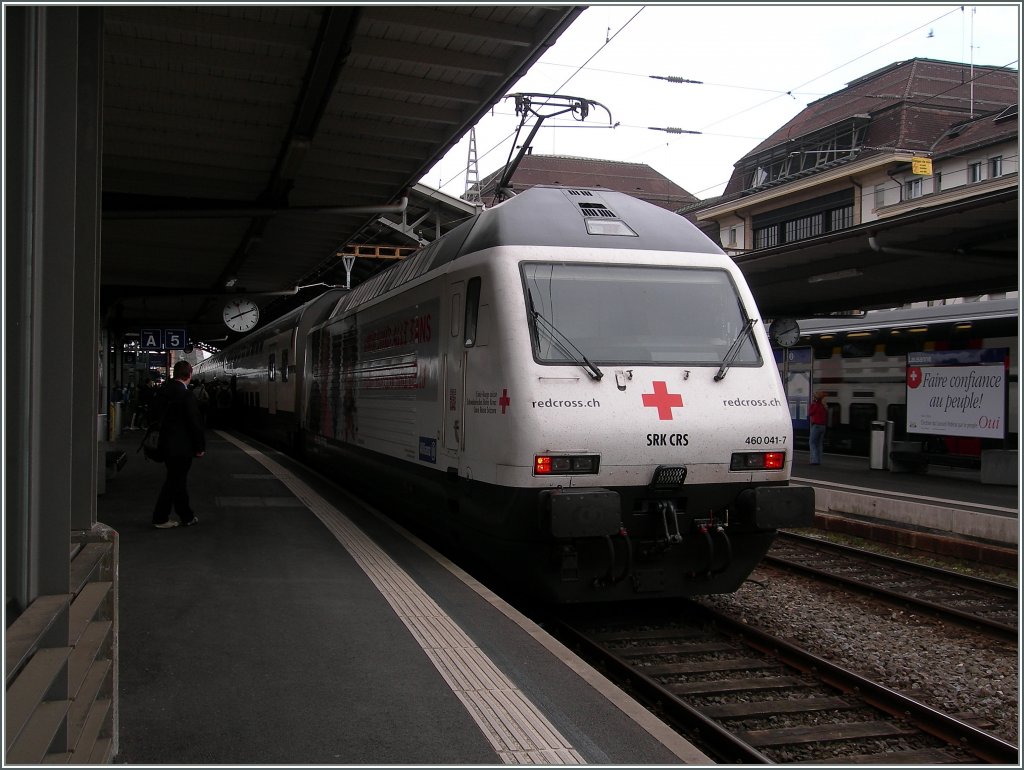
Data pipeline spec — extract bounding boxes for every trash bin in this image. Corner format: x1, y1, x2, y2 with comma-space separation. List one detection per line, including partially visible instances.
869, 420, 892, 470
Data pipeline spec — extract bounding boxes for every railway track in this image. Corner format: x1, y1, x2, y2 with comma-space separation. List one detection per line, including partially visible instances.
552, 603, 1018, 764
765, 532, 1018, 640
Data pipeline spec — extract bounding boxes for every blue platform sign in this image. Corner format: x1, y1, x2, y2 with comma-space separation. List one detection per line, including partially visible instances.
140, 328, 163, 349
140, 328, 188, 350
165, 328, 187, 350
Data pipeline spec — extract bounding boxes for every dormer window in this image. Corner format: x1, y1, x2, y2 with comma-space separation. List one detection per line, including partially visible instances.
739, 117, 868, 192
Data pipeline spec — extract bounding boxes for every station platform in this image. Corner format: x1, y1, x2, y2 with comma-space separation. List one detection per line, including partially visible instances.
97, 430, 710, 765
791, 450, 1019, 566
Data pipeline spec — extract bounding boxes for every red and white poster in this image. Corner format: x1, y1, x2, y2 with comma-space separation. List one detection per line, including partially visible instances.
905, 349, 1008, 439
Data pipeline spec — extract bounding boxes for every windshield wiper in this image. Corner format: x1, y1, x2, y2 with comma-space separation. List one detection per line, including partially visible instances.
528, 290, 604, 381
714, 317, 757, 381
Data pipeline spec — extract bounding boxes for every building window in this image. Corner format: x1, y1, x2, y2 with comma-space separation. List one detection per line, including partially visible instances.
933, 171, 942, 193
754, 225, 779, 249
873, 184, 886, 210
829, 205, 853, 231
904, 178, 923, 199
989, 156, 1003, 178
784, 214, 822, 243
968, 161, 983, 183
751, 189, 852, 249
728, 227, 737, 247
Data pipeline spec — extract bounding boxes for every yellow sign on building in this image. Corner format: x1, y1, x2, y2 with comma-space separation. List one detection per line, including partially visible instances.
911, 157, 933, 175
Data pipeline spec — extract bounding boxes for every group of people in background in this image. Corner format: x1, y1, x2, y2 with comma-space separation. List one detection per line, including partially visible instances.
118, 372, 233, 431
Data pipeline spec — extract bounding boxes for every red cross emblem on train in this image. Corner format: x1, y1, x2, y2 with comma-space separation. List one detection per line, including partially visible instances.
499, 388, 511, 415
641, 381, 684, 420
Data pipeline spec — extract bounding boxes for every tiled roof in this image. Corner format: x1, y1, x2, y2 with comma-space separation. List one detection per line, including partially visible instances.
724, 58, 1018, 194
477, 154, 698, 210
930, 105, 1019, 157
750, 59, 1016, 156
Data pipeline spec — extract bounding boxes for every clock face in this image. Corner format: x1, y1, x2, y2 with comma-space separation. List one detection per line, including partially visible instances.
769, 318, 801, 347
223, 299, 259, 333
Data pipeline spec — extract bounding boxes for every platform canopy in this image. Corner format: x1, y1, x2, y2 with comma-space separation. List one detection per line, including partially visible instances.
99, 5, 583, 345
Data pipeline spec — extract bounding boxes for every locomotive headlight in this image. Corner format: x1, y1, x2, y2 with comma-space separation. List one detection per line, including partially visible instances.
730, 451, 786, 471
534, 454, 600, 476
571, 456, 596, 472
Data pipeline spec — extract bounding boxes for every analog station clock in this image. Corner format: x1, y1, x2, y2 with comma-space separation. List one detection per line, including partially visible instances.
769, 317, 801, 347
223, 298, 260, 333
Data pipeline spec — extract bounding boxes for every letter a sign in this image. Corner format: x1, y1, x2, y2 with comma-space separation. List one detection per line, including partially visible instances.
140, 328, 163, 349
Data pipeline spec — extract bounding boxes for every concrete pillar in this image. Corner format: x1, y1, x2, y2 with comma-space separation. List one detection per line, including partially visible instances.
4, 2, 103, 613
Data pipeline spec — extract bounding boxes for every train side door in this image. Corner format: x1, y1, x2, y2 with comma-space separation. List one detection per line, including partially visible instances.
443, 278, 482, 456
444, 282, 465, 453
267, 348, 277, 415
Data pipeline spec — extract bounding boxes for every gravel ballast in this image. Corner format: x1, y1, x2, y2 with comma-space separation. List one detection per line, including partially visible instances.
700, 567, 1019, 745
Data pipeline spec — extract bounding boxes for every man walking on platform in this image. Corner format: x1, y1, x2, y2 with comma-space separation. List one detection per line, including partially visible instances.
152, 360, 205, 528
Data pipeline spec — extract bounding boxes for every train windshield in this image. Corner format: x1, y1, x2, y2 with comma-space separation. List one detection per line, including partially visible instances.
522, 263, 761, 366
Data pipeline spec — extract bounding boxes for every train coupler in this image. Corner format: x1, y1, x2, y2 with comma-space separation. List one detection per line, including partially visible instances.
656, 500, 683, 544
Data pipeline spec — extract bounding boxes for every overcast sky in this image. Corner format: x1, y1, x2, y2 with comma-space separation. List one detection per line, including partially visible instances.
420, 3, 1021, 201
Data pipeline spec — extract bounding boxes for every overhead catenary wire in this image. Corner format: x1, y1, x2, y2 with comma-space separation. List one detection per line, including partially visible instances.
434, 6, 1014, 200
434, 8, 646, 194
695, 6, 965, 134
637, 46, 1018, 198
623, 6, 998, 194
470, 55, 1017, 202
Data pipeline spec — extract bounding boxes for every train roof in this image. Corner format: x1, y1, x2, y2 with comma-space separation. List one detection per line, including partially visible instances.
335, 185, 725, 315
454, 185, 724, 255
797, 297, 1019, 335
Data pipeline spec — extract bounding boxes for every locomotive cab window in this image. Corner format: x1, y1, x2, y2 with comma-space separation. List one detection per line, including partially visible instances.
521, 263, 761, 366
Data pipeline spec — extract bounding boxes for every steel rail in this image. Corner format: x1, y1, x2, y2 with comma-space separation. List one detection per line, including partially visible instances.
768, 532, 1017, 640
550, 618, 773, 765
698, 603, 1019, 764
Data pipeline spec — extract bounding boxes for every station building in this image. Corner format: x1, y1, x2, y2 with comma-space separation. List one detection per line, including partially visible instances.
687, 58, 1017, 283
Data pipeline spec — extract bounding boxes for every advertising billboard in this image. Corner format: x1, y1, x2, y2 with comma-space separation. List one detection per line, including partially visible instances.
906, 349, 1008, 439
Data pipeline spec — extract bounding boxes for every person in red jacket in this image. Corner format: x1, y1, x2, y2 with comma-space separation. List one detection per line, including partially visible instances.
152, 360, 206, 528
808, 390, 828, 465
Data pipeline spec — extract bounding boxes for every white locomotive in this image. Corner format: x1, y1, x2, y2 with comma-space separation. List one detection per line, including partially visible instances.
197, 186, 813, 602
